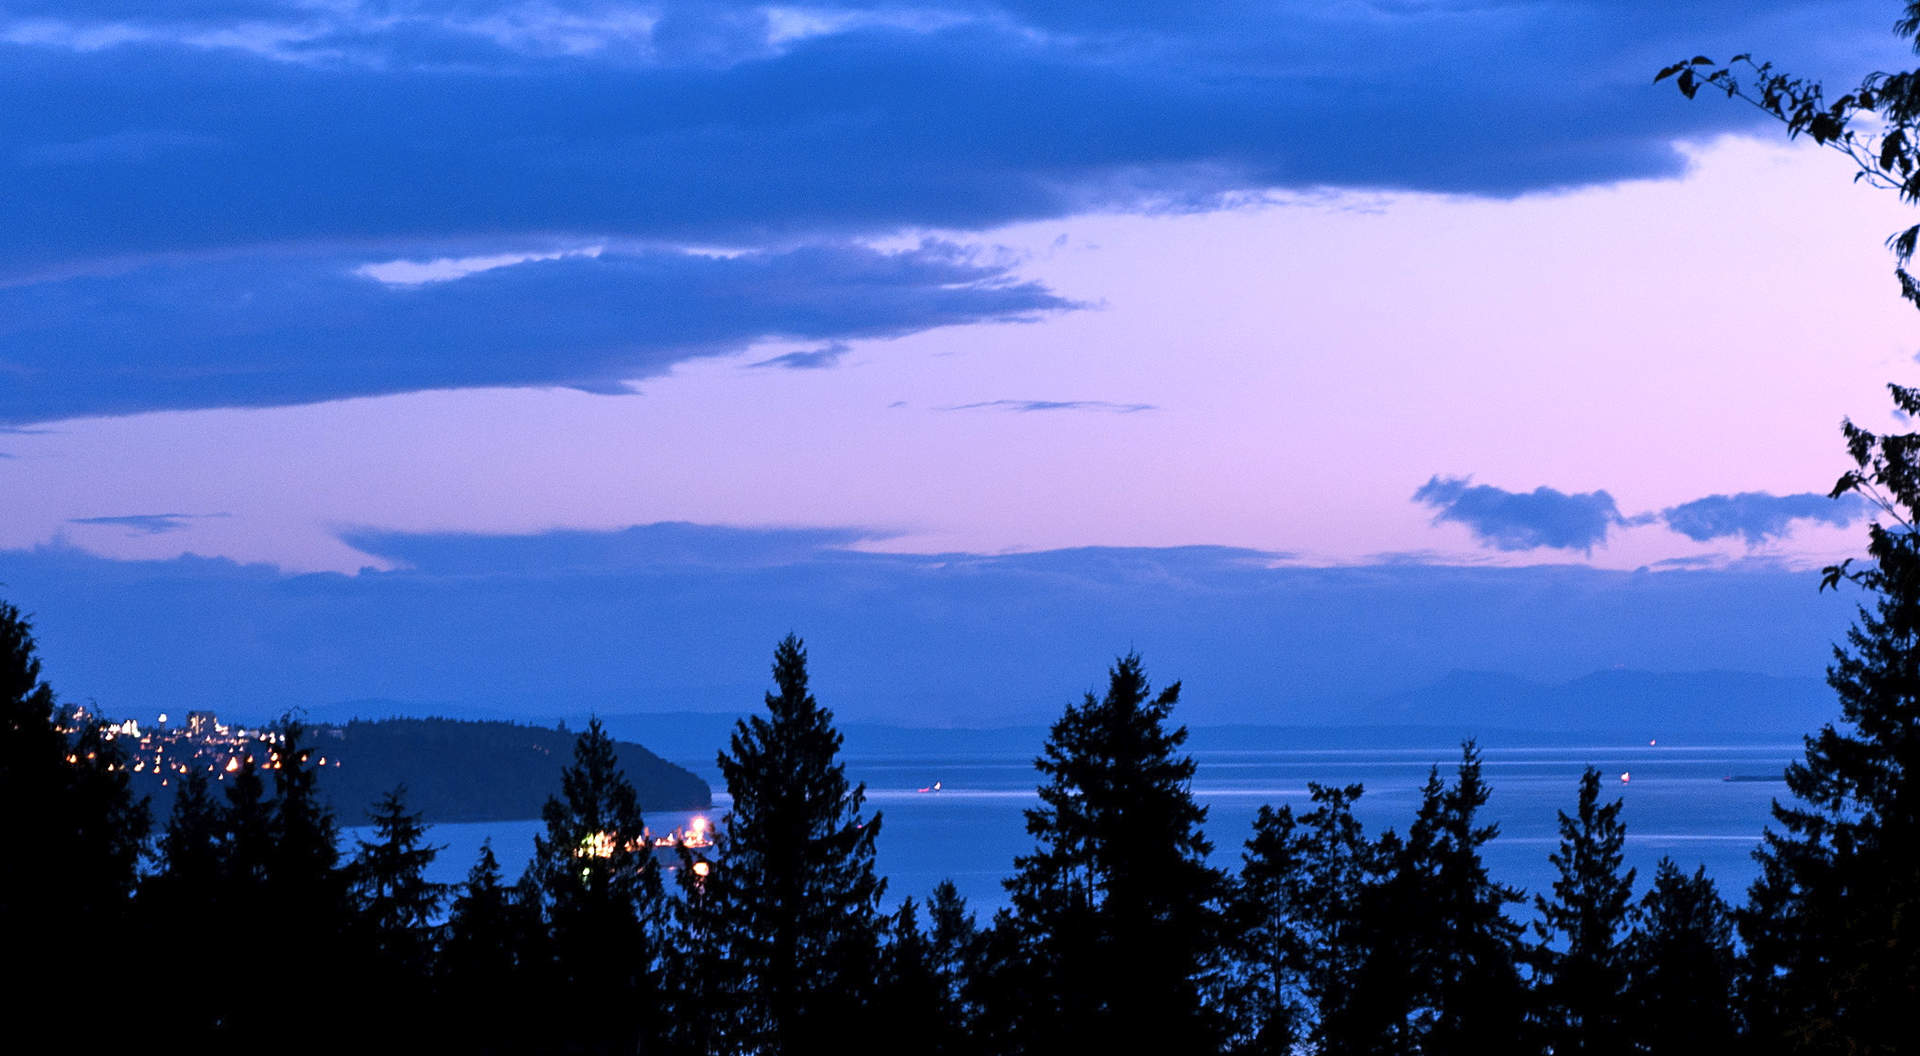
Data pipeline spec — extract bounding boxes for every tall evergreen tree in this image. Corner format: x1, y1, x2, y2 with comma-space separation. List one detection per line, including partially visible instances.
443, 841, 551, 1053
1235, 782, 1379, 1053
1001, 652, 1231, 1055
924, 879, 984, 1052
1232, 803, 1311, 1054
142, 769, 226, 1033
869, 898, 971, 1056
1733, 386, 1920, 1054
710, 634, 885, 1055
0, 600, 149, 1023
531, 716, 661, 1054
1329, 746, 1529, 1055
659, 832, 736, 1056
1532, 767, 1635, 1056
350, 784, 447, 1038
1422, 743, 1530, 1056
1660, 25, 1920, 1055
1626, 859, 1739, 1055
215, 720, 354, 1038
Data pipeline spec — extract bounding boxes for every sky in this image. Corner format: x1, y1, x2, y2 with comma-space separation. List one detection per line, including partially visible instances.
3, 0, 1919, 723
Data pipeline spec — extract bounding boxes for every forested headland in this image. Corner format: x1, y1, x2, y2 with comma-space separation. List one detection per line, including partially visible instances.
173, 716, 711, 823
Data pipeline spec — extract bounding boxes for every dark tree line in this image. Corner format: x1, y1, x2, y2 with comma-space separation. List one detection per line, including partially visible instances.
1, 601, 1912, 1053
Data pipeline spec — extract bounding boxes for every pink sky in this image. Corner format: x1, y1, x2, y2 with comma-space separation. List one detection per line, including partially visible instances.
1, 135, 1909, 573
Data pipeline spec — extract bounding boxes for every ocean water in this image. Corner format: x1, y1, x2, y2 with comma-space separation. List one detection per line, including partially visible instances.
352, 742, 1799, 915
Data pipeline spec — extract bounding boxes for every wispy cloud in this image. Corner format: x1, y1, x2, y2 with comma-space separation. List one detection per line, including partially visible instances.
68, 512, 228, 535
0, 241, 1075, 423
942, 399, 1158, 414
751, 342, 850, 370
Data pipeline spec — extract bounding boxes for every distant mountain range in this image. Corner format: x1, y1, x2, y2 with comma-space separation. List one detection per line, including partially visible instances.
573, 668, 1839, 767
1346, 669, 1832, 741
203, 670, 1831, 811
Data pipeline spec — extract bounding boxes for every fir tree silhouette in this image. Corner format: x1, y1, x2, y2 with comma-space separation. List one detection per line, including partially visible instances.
705, 634, 885, 1055
1532, 767, 1635, 1055
1001, 652, 1231, 1055
530, 716, 661, 1054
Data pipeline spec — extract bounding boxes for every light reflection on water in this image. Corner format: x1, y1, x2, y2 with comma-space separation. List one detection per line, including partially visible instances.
347, 743, 1798, 915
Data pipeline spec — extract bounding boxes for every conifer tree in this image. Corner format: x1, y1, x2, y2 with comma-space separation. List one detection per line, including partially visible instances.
1235, 782, 1379, 1053
444, 841, 551, 1053
1232, 803, 1310, 1053
710, 634, 885, 1055
1002, 652, 1231, 1055
1423, 743, 1530, 1055
1660, 25, 1920, 1055
1329, 746, 1528, 1055
531, 716, 661, 1054
143, 769, 225, 1032
1319, 773, 1445, 1055
1532, 767, 1635, 1056
869, 898, 971, 1056
924, 879, 984, 1053
0, 600, 149, 1023
659, 830, 737, 1056
1732, 386, 1920, 1053
351, 785, 446, 1022
214, 721, 354, 1036
158, 769, 222, 887
1626, 859, 1739, 1055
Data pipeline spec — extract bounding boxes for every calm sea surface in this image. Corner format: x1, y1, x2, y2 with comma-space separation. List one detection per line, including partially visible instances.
348, 743, 1799, 914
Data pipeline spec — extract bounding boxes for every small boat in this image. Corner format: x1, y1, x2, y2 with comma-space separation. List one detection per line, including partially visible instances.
1619, 772, 1630, 784
916, 780, 943, 793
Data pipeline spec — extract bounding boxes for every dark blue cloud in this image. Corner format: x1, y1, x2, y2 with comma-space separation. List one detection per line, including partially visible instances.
751, 342, 851, 370
0, 241, 1072, 423
1, 0, 1901, 420
1414, 475, 1636, 552
943, 399, 1157, 414
0, 527, 1847, 725
67, 513, 227, 535
0, 1, 1899, 275
1662, 491, 1869, 544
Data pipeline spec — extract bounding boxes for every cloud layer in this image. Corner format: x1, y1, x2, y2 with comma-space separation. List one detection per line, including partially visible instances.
0, 526, 1849, 725
0, 0, 1902, 421
2, 0, 1894, 273
0, 241, 1071, 422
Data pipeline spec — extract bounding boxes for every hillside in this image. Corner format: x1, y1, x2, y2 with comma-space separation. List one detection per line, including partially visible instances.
134, 716, 711, 825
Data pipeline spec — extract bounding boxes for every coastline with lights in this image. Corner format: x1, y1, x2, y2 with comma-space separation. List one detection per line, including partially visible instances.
64, 707, 711, 824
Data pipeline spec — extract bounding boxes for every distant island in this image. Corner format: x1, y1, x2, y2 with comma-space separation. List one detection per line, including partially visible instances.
120, 713, 710, 824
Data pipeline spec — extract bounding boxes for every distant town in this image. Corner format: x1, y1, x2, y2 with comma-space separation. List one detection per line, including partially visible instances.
58, 706, 343, 786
